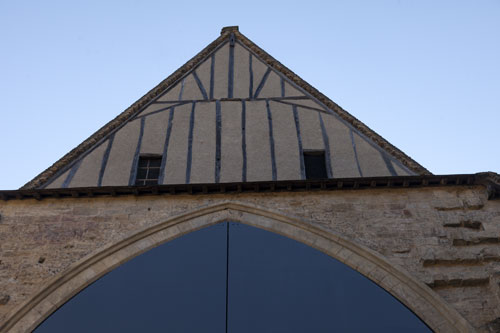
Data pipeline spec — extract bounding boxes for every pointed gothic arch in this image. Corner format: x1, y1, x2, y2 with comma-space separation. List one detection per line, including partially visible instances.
2, 202, 472, 332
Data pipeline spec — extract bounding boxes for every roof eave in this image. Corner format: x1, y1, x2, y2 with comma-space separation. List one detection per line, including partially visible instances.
5, 173, 500, 202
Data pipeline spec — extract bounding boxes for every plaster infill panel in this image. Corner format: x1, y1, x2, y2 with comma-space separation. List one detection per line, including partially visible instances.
322, 115, 360, 178
269, 101, 301, 180
353, 133, 391, 177
69, 142, 107, 187
163, 103, 191, 184
284, 81, 305, 97
258, 70, 282, 98
233, 43, 250, 99
297, 108, 324, 151
213, 43, 229, 99
287, 98, 325, 111
245, 101, 272, 181
140, 111, 169, 155
180, 74, 204, 101
195, 56, 212, 98
220, 101, 243, 183
157, 80, 182, 102
190, 102, 216, 184
137, 103, 178, 117
44, 169, 70, 189
101, 120, 141, 186
391, 160, 413, 176
251, 56, 269, 97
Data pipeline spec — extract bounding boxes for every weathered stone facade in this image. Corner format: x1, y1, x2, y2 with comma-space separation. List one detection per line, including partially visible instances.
1, 184, 499, 332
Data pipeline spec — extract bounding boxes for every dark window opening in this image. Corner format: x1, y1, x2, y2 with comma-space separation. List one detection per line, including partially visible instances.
34, 222, 430, 333
135, 156, 162, 186
304, 150, 328, 179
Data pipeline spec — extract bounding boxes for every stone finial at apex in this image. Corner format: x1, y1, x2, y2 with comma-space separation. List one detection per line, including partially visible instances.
221, 26, 239, 35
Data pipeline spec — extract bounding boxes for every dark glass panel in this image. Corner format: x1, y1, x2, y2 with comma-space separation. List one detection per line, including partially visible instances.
227, 222, 430, 333
148, 158, 162, 167
147, 168, 160, 180
136, 167, 147, 180
34, 223, 227, 333
138, 159, 148, 167
34, 222, 430, 333
144, 180, 158, 185
304, 151, 328, 179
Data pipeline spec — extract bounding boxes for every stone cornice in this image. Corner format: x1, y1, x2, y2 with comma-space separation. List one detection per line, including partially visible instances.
4, 173, 499, 202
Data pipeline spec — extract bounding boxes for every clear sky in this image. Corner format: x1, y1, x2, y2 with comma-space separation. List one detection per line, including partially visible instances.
0, 0, 498, 189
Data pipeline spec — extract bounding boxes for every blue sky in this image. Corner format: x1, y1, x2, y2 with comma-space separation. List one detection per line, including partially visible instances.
0, 1, 498, 189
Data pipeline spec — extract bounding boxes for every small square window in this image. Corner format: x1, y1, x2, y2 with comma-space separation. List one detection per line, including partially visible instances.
303, 151, 327, 179
135, 156, 162, 186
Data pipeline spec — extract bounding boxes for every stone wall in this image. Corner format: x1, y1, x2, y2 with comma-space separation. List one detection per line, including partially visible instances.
0, 185, 499, 332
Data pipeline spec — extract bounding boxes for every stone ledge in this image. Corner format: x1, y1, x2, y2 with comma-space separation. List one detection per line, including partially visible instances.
1, 174, 494, 202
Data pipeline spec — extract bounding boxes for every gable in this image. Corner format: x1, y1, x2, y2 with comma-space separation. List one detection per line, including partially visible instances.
26, 27, 427, 189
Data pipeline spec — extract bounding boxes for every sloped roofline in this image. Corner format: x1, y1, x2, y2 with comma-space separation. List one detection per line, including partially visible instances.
23, 26, 430, 189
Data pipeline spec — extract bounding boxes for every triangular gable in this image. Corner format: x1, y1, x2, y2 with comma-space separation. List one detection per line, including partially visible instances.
23, 26, 429, 189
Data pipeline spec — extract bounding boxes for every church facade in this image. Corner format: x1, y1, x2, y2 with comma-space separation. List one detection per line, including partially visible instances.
0, 26, 499, 332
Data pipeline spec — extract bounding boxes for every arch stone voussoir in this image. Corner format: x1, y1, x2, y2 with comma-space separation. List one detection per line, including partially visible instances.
3, 202, 474, 333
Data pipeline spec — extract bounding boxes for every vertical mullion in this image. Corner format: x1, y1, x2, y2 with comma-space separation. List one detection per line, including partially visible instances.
145, 160, 150, 181
129, 117, 145, 186
210, 54, 215, 100
318, 113, 333, 178
293, 105, 305, 180
215, 100, 222, 183
249, 54, 253, 98
225, 222, 230, 333
266, 100, 277, 180
186, 102, 196, 183
98, 134, 115, 187
241, 101, 247, 182
228, 34, 235, 98
350, 129, 363, 177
